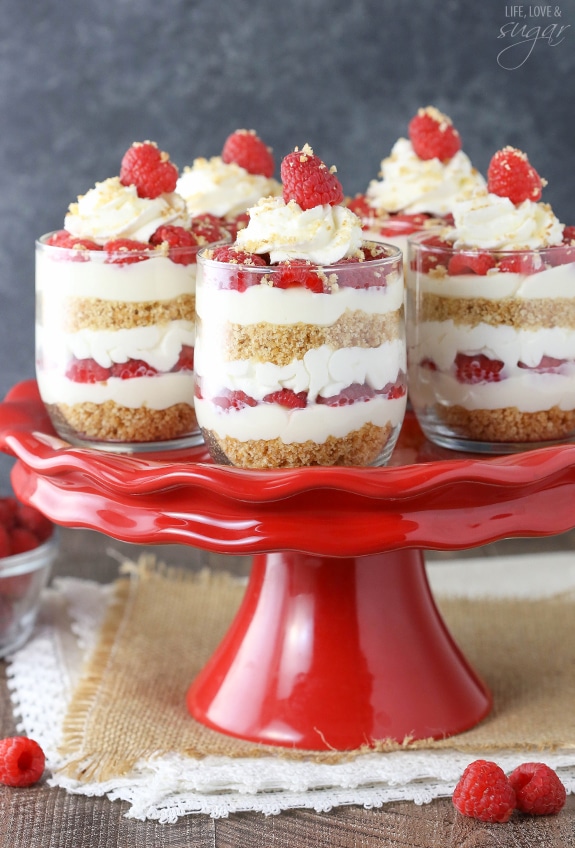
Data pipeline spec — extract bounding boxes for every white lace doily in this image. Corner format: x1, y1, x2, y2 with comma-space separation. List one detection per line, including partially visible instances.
6, 554, 575, 822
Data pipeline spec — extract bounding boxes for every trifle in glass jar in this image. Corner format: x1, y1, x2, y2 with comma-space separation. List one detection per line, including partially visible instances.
194, 144, 407, 468
36, 141, 229, 452
407, 146, 575, 454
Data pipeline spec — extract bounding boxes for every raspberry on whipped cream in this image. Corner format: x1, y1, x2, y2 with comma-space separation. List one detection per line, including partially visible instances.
176, 129, 281, 238
406, 146, 575, 452
349, 107, 486, 259
194, 144, 407, 468
36, 141, 230, 450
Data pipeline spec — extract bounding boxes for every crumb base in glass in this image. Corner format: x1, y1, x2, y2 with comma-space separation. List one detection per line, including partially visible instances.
200, 420, 401, 468
417, 404, 575, 455
46, 402, 203, 453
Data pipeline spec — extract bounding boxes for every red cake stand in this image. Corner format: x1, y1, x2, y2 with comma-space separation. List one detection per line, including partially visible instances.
3, 381, 575, 751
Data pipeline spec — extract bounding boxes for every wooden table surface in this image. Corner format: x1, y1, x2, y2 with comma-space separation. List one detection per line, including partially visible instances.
2, 526, 575, 847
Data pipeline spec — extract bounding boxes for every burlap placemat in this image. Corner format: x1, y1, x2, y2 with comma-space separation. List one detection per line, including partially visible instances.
57, 557, 575, 783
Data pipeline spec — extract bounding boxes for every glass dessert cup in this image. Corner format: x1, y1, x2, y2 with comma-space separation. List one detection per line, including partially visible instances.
361, 212, 446, 263
194, 242, 407, 468
0, 528, 58, 657
406, 233, 575, 454
35, 233, 228, 453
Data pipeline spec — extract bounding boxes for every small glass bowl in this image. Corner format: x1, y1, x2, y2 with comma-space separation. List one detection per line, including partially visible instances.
0, 530, 58, 657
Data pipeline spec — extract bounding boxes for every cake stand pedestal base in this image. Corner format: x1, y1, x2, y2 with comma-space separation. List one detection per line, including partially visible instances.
187, 548, 491, 750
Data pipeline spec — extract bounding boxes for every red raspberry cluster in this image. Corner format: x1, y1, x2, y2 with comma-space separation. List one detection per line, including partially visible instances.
408, 106, 462, 162
0, 497, 53, 559
487, 146, 543, 205
281, 144, 344, 210
221, 129, 275, 179
453, 759, 567, 823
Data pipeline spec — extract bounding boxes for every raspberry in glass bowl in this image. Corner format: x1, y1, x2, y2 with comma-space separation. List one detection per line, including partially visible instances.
0, 497, 57, 656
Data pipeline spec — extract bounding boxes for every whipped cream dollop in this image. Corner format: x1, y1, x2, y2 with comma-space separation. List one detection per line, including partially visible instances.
64, 177, 191, 245
366, 138, 486, 217
235, 195, 363, 265
176, 157, 281, 219
449, 189, 564, 250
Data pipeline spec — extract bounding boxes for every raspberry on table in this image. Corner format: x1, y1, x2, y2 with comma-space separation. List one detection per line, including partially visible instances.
408, 106, 462, 162
452, 759, 516, 823
281, 144, 344, 211
0, 736, 45, 787
120, 141, 179, 199
487, 146, 543, 205
508, 762, 566, 816
221, 129, 275, 178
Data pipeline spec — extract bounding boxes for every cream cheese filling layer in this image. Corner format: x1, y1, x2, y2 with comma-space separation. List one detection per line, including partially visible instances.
36, 253, 197, 301
196, 279, 404, 326
410, 321, 575, 372
195, 394, 406, 444
38, 321, 195, 372
36, 371, 195, 410
410, 263, 575, 300
196, 339, 406, 403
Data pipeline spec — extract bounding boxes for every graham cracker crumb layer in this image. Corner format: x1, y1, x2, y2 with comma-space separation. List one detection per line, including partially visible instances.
48, 401, 197, 443
419, 294, 575, 329
201, 422, 393, 468
209, 309, 403, 367
437, 404, 575, 443
61, 294, 196, 333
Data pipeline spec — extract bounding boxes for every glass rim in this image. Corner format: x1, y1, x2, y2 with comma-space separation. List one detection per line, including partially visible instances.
36, 231, 230, 258
196, 239, 403, 272
406, 229, 572, 257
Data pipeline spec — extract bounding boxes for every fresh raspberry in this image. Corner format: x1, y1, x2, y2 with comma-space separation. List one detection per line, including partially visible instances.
448, 252, 496, 276
317, 384, 376, 406
65, 358, 111, 384
497, 253, 543, 274
346, 194, 373, 218
190, 214, 230, 245
408, 106, 462, 162
16, 505, 52, 543
212, 389, 258, 411
281, 144, 344, 211
119, 141, 178, 199
0, 498, 18, 530
9, 527, 39, 555
275, 260, 326, 293
263, 389, 308, 408
455, 353, 504, 384
508, 762, 566, 816
487, 147, 543, 205
105, 239, 151, 264
45, 230, 102, 251
210, 245, 268, 292
110, 360, 158, 379
563, 225, 575, 244
172, 345, 194, 372
150, 225, 199, 265
415, 235, 452, 274
0, 736, 45, 787
0, 526, 10, 558
221, 129, 275, 178
452, 759, 515, 823
378, 372, 407, 400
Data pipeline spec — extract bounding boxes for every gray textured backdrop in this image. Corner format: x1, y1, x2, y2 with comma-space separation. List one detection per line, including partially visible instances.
1, 0, 574, 490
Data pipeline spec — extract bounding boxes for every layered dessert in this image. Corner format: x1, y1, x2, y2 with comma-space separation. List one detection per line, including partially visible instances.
36, 141, 229, 450
176, 129, 281, 239
194, 144, 407, 468
406, 145, 575, 451
348, 107, 486, 257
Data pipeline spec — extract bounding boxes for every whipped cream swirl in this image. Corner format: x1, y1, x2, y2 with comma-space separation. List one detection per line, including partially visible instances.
64, 177, 191, 245
235, 196, 363, 265
366, 138, 486, 217
176, 156, 281, 219
449, 190, 564, 250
